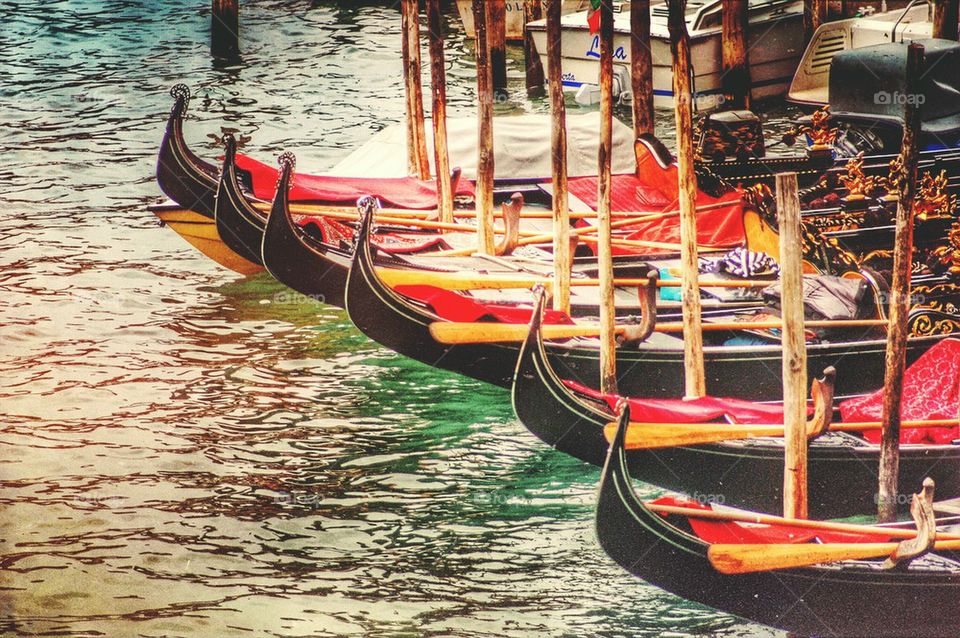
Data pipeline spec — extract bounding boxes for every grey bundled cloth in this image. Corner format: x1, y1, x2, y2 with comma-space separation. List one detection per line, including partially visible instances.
762, 276, 869, 321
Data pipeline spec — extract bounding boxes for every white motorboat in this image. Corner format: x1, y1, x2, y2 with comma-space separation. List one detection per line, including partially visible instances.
454, 0, 593, 40
787, 1, 932, 106
527, 0, 805, 109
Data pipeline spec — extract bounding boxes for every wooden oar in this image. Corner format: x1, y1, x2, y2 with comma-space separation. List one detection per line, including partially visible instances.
267, 200, 723, 252
376, 268, 774, 291
255, 194, 736, 221
647, 502, 960, 541
272, 204, 538, 238
430, 318, 887, 345
434, 230, 725, 257
603, 418, 960, 450
431, 201, 737, 257
433, 216, 729, 257
708, 538, 960, 574
607, 421, 793, 449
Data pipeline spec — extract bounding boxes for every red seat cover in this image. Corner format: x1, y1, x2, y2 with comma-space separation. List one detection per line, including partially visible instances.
236, 154, 475, 209
840, 338, 960, 444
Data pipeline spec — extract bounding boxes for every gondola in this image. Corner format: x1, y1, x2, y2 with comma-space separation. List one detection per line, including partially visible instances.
739, 155, 960, 275
158, 83, 959, 227
595, 407, 960, 638
263, 154, 766, 316
347, 197, 960, 399
214, 133, 267, 266
156, 85, 221, 218
261, 156, 662, 311
261, 155, 352, 308
157, 84, 477, 222
241, 137, 960, 327
263, 156, 703, 313
512, 291, 960, 518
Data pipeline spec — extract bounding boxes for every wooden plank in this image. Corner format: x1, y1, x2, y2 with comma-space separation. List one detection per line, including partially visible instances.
878, 43, 924, 523
473, 0, 497, 255
667, 0, 706, 398
426, 0, 454, 223
776, 172, 808, 520
597, 0, 617, 393
933, 497, 960, 516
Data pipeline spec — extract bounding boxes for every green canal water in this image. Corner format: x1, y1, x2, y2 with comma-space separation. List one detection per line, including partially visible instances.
0, 1, 788, 635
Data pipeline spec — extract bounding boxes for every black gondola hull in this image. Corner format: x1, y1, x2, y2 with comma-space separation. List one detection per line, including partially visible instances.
263, 156, 349, 308
346, 203, 956, 400
156, 85, 219, 218
214, 135, 267, 266
595, 413, 960, 638
512, 314, 960, 518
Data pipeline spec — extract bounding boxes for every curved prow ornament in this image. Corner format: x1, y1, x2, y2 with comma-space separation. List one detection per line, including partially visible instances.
268, 152, 296, 235
805, 366, 836, 439
494, 192, 523, 256
883, 478, 936, 569
618, 269, 659, 346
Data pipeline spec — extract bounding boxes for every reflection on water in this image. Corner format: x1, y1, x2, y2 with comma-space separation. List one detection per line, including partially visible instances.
0, 1, 785, 635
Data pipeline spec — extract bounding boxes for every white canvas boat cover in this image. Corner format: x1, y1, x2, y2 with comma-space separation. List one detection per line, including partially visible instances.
329, 112, 639, 179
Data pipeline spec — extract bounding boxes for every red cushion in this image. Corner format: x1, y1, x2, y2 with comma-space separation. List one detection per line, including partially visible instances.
394, 285, 575, 325
567, 173, 745, 255
840, 338, 960, 444
236, 154, 475, 209
562, 379, 796, 424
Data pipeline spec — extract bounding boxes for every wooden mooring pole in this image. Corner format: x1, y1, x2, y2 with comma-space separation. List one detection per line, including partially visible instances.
401, 0, 431, 179
668, 0, 706, 399
524, 0, 546, 96
546, 0, 571, 314
933, 0, 960, 41
631, 0, 655, 137
473, 0, 497, 255
777, 172, 809, 520
878, 43, 924, 524
426, 0, 454, 223
721, 0, 750, 110
803, 0, 826, 43
598, 0, 617, 394
211, 0, 239, 59
489, 0, 509, 94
